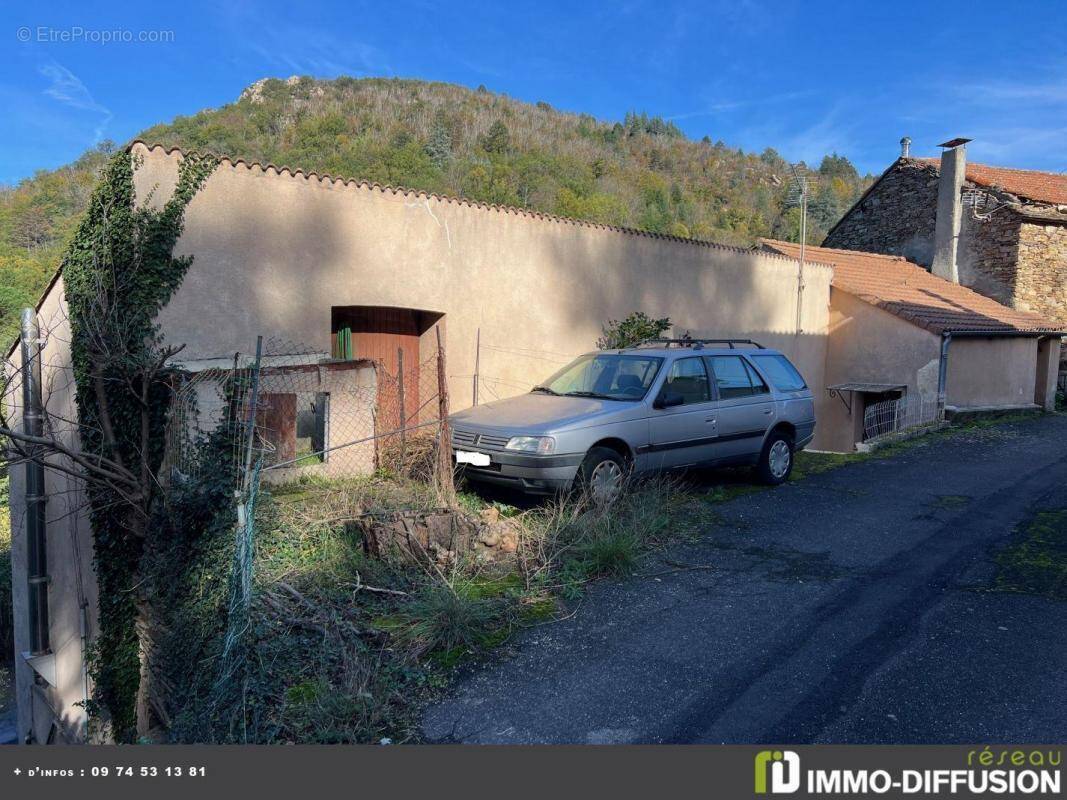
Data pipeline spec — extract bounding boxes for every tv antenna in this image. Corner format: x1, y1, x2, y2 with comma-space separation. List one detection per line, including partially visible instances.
785, 164, 817, 336
962, 188, 1018, 221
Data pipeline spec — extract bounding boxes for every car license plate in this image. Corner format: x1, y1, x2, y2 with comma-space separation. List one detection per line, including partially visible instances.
455, 450, 491, 467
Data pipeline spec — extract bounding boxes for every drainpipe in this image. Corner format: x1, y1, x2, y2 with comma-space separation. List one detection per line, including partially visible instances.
936, 332, 952, 421
20, 308, 50, 656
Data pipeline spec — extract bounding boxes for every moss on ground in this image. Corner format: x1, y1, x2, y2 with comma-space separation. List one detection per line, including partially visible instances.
993, 509, 1067, 601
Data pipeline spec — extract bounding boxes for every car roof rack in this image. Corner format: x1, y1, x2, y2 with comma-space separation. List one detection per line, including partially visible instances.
635, 338, 765, 350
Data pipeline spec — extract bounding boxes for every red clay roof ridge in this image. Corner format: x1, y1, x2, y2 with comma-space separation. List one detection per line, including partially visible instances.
758, 237, 909, 264
910, 156, 1063, 178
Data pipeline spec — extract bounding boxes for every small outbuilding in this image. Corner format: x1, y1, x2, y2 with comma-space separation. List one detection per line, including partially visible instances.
759, 239, 1061, 452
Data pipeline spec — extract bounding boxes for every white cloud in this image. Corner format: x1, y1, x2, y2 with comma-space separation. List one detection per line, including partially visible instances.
38, 61, 112, 142
667, 90, 816, 121
218, 5, 393, 80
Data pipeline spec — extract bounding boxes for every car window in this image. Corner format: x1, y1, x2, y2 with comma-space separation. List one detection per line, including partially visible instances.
541, 354, 663, 400
662, 357, 710, 405
750, 354, 806, 392
605, 357, 661, 396
743, 360, 770, 395
707, 355, 757, 400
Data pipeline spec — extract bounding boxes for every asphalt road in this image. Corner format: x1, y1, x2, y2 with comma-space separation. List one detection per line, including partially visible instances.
422, 415, 1067, 744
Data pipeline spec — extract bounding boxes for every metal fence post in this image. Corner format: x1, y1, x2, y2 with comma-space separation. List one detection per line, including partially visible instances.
20, 308, 49, 656
235, 336, 262, 606
436, 325, 454, 499
473, 327, 480, 406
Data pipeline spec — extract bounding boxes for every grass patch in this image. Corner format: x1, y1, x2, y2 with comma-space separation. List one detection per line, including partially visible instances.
248, 477, 682, 740
391, 584, 507, 659
992, 509, 1067, 601
516, 480, 677, 591
792, 450, 867, 480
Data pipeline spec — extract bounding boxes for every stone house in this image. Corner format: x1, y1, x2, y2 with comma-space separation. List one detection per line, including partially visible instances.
824, 139, 1067, 348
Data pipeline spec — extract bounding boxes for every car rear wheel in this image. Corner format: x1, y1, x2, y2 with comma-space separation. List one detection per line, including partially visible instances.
756, 431, 794, 485
576, 446, 628, 503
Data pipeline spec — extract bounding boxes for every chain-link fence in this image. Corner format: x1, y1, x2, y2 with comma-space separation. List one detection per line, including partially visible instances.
165, 336, 452, 486
154, 332, 455, 737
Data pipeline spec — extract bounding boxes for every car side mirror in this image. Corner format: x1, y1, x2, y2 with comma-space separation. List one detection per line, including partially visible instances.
654, 392, 684, 409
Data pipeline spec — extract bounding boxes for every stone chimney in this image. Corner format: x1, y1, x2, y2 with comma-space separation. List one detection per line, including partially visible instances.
899, 136, 911, 159
931, 138, 971, 283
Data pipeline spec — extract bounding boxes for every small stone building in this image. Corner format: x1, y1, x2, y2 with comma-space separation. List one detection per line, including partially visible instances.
824, 141, 1067, 341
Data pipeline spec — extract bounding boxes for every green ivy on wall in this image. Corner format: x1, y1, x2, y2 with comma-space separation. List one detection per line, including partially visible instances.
62, 148, 217, 741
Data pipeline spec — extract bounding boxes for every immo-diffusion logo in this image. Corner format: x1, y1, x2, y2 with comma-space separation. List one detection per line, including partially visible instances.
755, 750, 801, 794
753, 747, 1062, 795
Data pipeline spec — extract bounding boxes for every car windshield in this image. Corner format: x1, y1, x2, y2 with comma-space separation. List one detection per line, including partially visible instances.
536, 354, 663, 401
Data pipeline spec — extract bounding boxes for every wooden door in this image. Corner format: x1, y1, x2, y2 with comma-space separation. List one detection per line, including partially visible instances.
257, 392, 297, 464
342, 308, 421, 432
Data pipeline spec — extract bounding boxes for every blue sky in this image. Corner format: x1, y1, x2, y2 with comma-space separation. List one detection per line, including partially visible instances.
2, 1, 1065, 185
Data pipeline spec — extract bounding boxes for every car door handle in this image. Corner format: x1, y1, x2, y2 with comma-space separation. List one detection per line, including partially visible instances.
705, 417, 716, 423
763, 409, 773, 415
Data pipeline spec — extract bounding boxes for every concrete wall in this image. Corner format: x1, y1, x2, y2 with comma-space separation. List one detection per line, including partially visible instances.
132, 142, 832, 441
945, 337, 1040, 410
5, 278, 98, 744
823, 289, 1049, 449
1035, 337, 1062, 410
821, 288, 941, 452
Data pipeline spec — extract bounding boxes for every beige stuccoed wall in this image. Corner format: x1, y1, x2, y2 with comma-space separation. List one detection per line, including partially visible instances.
6, 277, 99, 744
823, 288, 1046, 449
945, 337, 1039, 410
821, 289, 942, 452
132, 143, 832, 443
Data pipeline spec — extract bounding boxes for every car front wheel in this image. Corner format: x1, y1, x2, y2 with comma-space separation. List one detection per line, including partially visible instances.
756, 431, 794, 485
576, 446, 628, 503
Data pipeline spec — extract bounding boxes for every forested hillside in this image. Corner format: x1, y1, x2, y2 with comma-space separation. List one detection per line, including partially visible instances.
0, 77, 872, 341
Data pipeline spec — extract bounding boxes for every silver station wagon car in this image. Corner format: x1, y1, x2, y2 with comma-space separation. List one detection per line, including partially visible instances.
450, 339, 815, 500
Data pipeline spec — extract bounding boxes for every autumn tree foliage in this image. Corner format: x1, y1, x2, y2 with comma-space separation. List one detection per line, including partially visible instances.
0, 78, 873, 343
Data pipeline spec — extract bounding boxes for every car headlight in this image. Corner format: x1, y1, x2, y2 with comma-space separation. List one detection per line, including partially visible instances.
505, 435, 556, 455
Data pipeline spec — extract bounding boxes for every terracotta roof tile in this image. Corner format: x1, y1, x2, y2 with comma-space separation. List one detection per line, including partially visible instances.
758, 239, 1061, 336
914, 157, 1067, 206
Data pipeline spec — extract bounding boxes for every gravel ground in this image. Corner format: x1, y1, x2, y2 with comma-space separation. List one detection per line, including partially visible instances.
422, 415, 1067, 743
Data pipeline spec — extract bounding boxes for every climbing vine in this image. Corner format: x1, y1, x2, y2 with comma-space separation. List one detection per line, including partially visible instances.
62, 148, 217, 741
